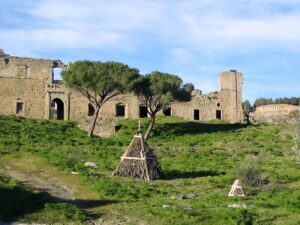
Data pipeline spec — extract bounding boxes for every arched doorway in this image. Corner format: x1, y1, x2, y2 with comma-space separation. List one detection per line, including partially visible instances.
50, 98, 64, 120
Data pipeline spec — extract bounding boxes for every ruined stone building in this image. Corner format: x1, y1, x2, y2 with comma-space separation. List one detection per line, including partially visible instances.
0, 55, 244, 136
251, 104, 300, 124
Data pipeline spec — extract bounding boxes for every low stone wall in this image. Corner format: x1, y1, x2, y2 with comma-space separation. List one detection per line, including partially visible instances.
250, 104, 300, 124
78, 117, 116, 137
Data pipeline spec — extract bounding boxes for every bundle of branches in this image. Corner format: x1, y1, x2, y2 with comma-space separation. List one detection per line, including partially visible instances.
112, 132, 164, 180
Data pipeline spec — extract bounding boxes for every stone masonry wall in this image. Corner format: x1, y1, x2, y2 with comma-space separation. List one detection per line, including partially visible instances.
218, 70, 243, 123
0, 56, 64, 119
0, 55, 244, 137
251, 104, 300, 124
171, 93, 220, 121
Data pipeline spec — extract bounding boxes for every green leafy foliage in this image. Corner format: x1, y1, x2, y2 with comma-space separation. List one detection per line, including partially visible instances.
243, 100, 252, 113
254, 97, 300, 107
133, 71, 193, 139
61, 61, 140, 137
62, 61, 140, 94
134, 71, 183, 107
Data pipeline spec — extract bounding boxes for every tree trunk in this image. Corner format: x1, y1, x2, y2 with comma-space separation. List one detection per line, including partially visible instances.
144, 115, 155, 140
88, 106, 101, 138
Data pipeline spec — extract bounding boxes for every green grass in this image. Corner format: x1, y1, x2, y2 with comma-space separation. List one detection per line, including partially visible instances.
0, 115, 300, 224
0, 173, 86, 224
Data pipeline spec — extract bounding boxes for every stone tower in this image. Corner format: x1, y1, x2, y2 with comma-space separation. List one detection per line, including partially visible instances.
218, 70, 243, 123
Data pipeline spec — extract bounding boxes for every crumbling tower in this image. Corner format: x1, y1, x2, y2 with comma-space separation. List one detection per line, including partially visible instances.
218, 70, 243, 123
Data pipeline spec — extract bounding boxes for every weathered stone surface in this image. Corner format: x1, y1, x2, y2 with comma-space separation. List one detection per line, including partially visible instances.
250, 104, 300, 124
228, 204, 247, 209
84, 161, 98, 169
0, 55, 244, 137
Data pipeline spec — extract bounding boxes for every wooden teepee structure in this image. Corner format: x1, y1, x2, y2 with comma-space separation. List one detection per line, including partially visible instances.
112, 130, 164, 181
228, 179, 245, 197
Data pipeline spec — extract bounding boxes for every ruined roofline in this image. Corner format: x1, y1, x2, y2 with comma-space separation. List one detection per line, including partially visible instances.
191, 91, 219, 98
3, 55, 65, 65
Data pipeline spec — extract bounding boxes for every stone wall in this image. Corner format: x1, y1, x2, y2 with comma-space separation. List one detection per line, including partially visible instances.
0, 56, 64, 119
218, 70, 244, 123
251, 104, 300, 124
171, 92, 220, 121
0, 55, 244, 137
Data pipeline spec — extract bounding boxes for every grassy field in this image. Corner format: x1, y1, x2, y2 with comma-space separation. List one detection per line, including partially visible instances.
0, 115, 300, 224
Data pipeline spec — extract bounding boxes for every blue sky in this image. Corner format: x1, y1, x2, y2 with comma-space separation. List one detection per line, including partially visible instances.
1, 0, 300, 103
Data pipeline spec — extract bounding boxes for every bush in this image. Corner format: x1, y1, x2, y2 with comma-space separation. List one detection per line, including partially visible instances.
43, 203, 86, 222
238, 162, 266, 189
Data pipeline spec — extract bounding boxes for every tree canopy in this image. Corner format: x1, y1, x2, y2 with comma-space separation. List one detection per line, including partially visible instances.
62, 60, 140, 137
242, 100, 252, 124
134, 71, 182, 113
133, 71, 189, 139
254, 97, 300, 108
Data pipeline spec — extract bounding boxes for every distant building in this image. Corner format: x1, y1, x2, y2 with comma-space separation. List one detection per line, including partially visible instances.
0, 55, 244, 136
251, 104, 300, 124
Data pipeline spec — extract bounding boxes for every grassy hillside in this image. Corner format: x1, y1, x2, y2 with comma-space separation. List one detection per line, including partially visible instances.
0, 115, 299, 224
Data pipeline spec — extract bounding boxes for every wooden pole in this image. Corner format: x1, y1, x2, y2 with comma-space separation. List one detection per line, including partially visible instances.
138, 119, 141, 132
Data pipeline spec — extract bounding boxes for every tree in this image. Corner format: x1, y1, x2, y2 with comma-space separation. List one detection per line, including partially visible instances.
254, 97, 300, 108
242, 100, 252, 124
177, 83, 194, 101
254, 98, 273, 108
62, 61, 140, 137
133, 71, 184, 139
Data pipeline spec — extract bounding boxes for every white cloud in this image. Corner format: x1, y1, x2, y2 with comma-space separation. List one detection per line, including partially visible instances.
1, 0, 300, 99
2, 0, 300, 54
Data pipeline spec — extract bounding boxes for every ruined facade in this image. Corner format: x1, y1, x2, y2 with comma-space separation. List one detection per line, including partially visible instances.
0, 55, 244, 136
250, 104, 300, 124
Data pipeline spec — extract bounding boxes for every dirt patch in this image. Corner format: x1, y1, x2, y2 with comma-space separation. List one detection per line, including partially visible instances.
0, 153, 147, 225
0, 164, 73, 200
0, 153, 98, 201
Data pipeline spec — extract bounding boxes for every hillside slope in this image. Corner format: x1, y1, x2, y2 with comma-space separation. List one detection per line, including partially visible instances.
0, 115, 299, 224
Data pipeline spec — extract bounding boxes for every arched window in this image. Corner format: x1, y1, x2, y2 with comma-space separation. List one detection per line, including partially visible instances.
88, 103, 95, 116
116, 103, 125, 117
50, 98, 64, 120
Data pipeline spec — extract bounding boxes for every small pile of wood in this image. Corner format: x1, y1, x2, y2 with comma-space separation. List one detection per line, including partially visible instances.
112, 132, 164, 181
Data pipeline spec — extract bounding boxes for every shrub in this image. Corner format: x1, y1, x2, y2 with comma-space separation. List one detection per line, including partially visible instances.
238, 162, 266, 189
43, 203, 86, 222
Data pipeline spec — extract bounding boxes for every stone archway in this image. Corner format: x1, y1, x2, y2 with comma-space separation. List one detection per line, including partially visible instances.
50, 98, 64, 120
